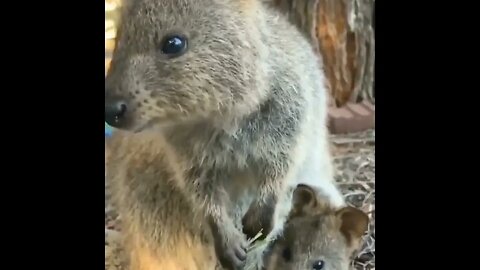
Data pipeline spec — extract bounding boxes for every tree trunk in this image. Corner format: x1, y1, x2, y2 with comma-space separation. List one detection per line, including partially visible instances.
271, 0, 375, 107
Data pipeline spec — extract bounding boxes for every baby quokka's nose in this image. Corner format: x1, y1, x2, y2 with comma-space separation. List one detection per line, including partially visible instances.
105, 97, 128, 128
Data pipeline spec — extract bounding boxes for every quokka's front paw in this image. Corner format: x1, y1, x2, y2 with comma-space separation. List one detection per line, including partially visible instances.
212, 229, 248, 270
222, 237, 248, 270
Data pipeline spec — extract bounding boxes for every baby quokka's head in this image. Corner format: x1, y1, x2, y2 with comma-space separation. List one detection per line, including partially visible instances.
105, 0, 269, 132
266, 184, 369, 270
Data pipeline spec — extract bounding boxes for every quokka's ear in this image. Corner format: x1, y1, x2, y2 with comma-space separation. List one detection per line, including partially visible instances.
336, 206, 369, 249
291, 184, 319, 216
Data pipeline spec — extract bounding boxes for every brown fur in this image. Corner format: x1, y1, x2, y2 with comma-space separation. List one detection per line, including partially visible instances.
128, 233, 217, 270
105, 0, 342, 269
106, 132, 219, 270
264, 185, 369, 270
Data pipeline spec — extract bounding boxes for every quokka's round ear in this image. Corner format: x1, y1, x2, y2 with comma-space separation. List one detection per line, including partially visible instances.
336, 206, 369, 248
292, 184, 318, 215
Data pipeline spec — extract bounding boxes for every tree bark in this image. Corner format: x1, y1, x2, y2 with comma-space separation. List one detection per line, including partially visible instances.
271, 0, 375, 107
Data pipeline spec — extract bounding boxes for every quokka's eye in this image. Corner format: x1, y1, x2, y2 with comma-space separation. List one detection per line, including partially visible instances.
312, 260, 325, 270
282, 247, 292, 262
160, 35, 188, 57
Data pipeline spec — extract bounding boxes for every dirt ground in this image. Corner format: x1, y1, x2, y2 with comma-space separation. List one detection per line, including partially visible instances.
330, 130, 375, 270
105, 129, 375, 270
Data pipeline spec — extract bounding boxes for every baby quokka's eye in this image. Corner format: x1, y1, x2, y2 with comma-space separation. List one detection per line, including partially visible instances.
282, 247, 292, 262
312, 260, 325, 270
160, 34, 188, 57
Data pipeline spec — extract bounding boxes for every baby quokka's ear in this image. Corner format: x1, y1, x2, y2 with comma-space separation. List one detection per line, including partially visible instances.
291, 184, 318, 217
336, 206, 369, 251
291, 184, 333, 218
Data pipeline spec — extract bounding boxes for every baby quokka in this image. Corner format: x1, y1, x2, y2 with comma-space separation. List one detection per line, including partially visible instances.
264, 184, 370, 270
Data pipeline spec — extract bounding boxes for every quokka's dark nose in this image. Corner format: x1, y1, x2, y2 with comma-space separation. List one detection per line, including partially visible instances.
105, 98, 128, 128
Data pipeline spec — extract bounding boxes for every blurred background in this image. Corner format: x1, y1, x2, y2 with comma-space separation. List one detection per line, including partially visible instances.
105, 0, 120, 77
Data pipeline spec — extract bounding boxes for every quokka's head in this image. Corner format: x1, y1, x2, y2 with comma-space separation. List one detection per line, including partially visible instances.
105, 0, 269, 132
